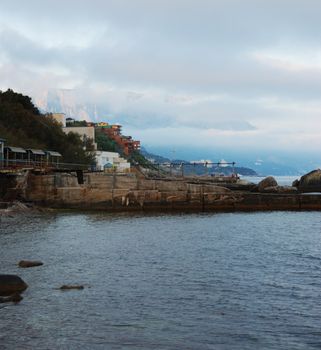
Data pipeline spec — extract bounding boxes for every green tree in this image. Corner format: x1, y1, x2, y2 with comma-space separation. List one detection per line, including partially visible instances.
0, 89, 95, 166
95, 129, 117, 152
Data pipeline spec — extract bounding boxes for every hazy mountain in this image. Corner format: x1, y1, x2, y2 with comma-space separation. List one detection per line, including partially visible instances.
141, 148, 257, 176
143, 145, 305, 176
32, 89, 312, 177
35, 89, 99, 121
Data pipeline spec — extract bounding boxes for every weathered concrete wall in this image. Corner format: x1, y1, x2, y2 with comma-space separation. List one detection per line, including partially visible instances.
23, 172, 321, 212
24, 173, 238, 210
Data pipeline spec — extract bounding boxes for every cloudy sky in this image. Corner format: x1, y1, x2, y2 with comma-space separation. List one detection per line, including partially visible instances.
1, 0, 321, 170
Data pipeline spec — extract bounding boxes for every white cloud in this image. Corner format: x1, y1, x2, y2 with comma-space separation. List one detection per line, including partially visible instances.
251, 49, 321, 72
1, 0, 321, 162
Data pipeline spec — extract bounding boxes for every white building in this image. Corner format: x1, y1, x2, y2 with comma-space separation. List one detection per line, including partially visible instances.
95, 151, 130, 172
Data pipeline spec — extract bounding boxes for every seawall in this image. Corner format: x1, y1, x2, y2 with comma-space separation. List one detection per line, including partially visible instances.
14, 172, 321, 212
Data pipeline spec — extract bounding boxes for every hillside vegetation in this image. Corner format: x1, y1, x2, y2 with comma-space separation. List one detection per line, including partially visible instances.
95, 129, 117, 152
0, 89, 94, 165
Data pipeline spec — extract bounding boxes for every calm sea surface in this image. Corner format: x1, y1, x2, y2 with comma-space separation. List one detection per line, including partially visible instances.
1, 211, 321, 349
241, 175, 300, 186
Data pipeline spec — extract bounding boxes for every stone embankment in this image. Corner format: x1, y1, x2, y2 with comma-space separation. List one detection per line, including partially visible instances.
2, 171, 317, 212
1, 170, 321, 212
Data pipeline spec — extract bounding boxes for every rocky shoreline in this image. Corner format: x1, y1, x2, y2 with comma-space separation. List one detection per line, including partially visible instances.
1, 170, 321, 213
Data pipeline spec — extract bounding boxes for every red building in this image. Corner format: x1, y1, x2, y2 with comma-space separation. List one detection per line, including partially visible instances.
97, 124, 140, 156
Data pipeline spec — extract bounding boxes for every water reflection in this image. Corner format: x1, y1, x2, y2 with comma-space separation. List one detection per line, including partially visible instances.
1, 211, 321, 349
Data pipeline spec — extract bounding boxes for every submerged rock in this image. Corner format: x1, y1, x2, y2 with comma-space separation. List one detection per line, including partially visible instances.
0, 292, 23, 304
18, 260, 43, 268
0, 274, 28, 296
59, 285, 84, 290
257, 177, 278, 192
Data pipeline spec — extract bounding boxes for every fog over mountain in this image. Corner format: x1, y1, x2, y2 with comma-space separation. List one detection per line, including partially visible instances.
34, 88, 320, 175
1, 0, 321, 174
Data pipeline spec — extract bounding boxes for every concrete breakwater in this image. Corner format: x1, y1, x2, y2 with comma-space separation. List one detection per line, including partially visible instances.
0, 171, 319, 212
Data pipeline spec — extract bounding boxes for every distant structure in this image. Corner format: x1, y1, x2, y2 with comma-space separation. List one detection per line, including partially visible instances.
95, 151, 130, 172
63, 126, 98, 150
50, 113, 66, 127
55, 116, 140, 156
62, 121, 134, 171
219, 159, 229, 167
97, 123, 140, 156
66, 117, 75, 124
56, 116, 140, 169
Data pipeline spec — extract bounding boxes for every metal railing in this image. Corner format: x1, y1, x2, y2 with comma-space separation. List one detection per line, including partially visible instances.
0, 158, 89, 171
0, 157, 237, 177
143, 161, 237, 178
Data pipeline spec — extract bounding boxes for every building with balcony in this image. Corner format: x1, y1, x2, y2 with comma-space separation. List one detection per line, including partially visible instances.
96, 124, 140, 156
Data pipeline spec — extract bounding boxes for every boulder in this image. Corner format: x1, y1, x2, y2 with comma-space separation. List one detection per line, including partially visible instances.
18, 260, 43, 268
257, 177, 278, 192
0, 274, 28, 296
293, 170, 321, 193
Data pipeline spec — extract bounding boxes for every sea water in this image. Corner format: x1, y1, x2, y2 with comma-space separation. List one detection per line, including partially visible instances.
241, 175, 300, 186
1, 211, 321, 349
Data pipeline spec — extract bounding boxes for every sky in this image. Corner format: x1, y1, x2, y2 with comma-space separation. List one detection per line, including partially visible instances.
0, 0, 321, 172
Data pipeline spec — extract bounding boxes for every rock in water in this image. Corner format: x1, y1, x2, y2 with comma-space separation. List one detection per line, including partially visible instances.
257, 177, 278, 192
0, 292, 23, 303
18, 260, 43, 268
0, 275, 28, 296
60, 285, 84, 290
293, 169, 321, 193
